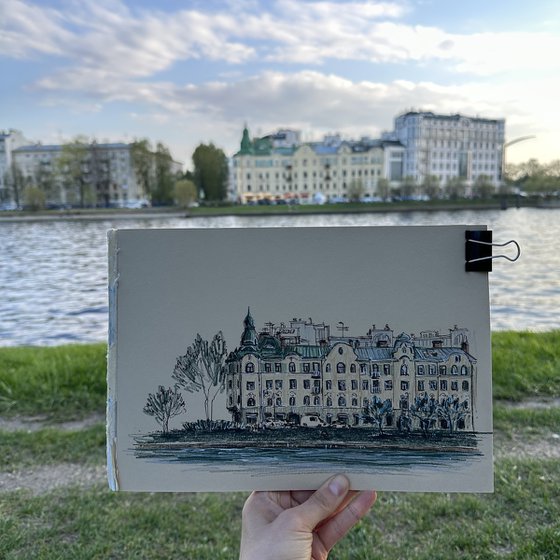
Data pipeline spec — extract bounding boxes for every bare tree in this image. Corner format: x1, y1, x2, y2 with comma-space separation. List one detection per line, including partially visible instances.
143, 385, 186, 434
172, 331, 228, 423
362, 396, 392, 435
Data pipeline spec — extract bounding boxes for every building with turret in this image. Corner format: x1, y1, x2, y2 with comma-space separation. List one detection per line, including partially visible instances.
225, 310, 476, 430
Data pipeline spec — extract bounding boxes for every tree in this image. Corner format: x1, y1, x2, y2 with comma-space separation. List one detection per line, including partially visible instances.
436, 395, 469, 433
410, 392, 438, 437
174, 179, 198, 208
23, 186, 46, 211
362, 396, 392, 435
172, 331, 228, 423
399, 175, 417, 200
6, 161, 25, 207
420, 174, 440, 200
153, 142, 175, 206
56, 137, 91, 207
130, 138, 155, 201
445, 176, 467, 200
376, 177, 391, 201
348, 178, 365, 202
472, 174, 495, 200
143, 385, 186, 434
192, 143, 228, 202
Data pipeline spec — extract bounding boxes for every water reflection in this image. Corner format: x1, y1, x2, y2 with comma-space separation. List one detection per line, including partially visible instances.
1, 208, 559, 346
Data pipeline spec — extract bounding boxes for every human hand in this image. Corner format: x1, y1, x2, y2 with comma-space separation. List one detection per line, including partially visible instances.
239, 474, 377, 560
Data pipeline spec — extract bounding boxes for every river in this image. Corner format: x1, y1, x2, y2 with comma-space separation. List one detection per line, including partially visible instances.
1, 207, 559, 346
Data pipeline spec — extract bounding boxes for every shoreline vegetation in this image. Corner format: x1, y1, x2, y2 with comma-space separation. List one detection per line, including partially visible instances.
0, 196, 545, 222
0, 331, 559, 558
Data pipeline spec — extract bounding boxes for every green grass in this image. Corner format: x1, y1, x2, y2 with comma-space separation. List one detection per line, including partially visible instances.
0, 344, 106, 420
0, 332, 558, 421
492, 331, 560, 401
493, 405, 560, 433
0, 424, 106, 472
0, 458, 558, 559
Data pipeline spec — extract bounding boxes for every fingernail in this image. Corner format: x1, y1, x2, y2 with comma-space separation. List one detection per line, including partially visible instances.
328, 475, 349, 497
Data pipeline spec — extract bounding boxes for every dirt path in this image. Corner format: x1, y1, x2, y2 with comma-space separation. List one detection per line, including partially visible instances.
0, 413, 104, 433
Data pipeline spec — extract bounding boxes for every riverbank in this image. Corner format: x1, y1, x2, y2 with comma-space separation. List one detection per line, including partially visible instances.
0, 197, 538, 222
1, 334, 559, 558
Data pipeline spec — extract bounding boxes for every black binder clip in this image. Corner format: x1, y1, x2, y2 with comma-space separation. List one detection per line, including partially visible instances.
465, 230, 521, 272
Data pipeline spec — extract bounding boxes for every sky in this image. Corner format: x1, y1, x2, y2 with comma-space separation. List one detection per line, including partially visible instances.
1, 0, 559, 169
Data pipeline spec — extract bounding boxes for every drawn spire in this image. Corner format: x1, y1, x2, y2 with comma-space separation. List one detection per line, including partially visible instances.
240, 307, 258, 348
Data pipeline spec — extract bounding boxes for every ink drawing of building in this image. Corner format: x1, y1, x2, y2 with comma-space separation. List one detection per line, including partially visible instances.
226, 310, 476, 431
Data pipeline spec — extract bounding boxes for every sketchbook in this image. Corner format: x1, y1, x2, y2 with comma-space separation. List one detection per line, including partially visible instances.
107, 226, 493, 493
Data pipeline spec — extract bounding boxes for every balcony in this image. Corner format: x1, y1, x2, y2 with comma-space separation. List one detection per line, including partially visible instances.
311, 371, 321, 379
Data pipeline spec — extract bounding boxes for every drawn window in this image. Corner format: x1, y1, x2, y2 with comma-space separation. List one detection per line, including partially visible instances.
228, 380, 233, 389
247, 397, 256, 406
440, 380, 448, 390
267, 398, 273, 406
439, 366, 447, 375
338, 396, 346, 406
289, 396, 296, 406
455, 355, 461, 363
429, 380, 437, 391
384, 364, 390, 375
384, 380, 393, 390
338, 380, 346, 391
338, 347, 344, 355
451, 381, 458, 391
401, 381, 409, 391
266, 380, 273, 389
429, 365, 436, 375
275, 362, 282, 372
276, 397, 282, 406
303, 395, 310, 405
245, 362, 255, 373
372, 364, 379, 374
362, 379, 369, 390
246, 381, 255, 390
265, 363, 272, 373
337, 362, 346, 374
451, 365, 459, 375
462, 380, 469, 391
288, 378, 297, 390
461, 365, 468, 375
326, 397, 332, 406
326, 380, 332, 390
303, 380, 310, 389
400, 364, 408, 375
350, 364, 356, 373
351, 397, 358, 406
275, 380, 283, 390
289, 362, 296, 373
326, 363, 331, 373
417, 365, 425, 375
351, 380, 358, 390
371, 380, 379, 392
418, 380, 425, 391
303, 363, 310, 373
314, 396, 321, 405
313, 362, 320, 372
360, 364, 368, 374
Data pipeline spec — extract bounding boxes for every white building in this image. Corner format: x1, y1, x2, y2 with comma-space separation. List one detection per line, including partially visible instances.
0, 129, 31, 204
383, 111, 505, 188
12, 142, 144, 207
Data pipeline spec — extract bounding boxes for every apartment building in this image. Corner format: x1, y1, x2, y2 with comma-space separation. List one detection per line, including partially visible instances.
226, 310, 475, 431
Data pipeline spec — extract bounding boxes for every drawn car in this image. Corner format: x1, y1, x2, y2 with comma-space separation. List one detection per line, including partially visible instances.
300, 415, 326, 428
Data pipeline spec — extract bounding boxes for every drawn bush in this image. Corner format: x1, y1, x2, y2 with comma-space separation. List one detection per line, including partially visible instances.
362, 396, 393, 435
410, 393, 439, 437
436, 395, 469, 433
172, 331, 227, 424
143, 385, 186, 434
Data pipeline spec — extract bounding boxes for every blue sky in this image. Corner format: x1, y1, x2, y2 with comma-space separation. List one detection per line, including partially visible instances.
1, 0, 559, 168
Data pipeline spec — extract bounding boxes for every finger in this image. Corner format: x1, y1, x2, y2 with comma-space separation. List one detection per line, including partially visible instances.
315, 490, 377, 552
286, 475, 351, 532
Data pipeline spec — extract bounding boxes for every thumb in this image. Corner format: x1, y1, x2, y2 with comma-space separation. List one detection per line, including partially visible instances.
289, 475, 350, 532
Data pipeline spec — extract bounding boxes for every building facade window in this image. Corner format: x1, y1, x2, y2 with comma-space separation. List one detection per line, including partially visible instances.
245, 362, 255, 373
337, 362, 346, 373
246, 381, 255, 390
289, 362, 296, 373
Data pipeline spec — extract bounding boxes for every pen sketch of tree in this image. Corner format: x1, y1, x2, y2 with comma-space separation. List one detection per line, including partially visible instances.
410, 393, 439, 437
172, 331, 227, 424
143, 385, 186, 434
362, 396, 393, 435
437, 395, 469, 433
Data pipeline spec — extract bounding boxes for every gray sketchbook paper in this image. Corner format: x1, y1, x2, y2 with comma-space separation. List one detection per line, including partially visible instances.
107, 226, 493, 493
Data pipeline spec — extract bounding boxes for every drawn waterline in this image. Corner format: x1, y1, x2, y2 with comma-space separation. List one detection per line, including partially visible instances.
132, 431, 485, 474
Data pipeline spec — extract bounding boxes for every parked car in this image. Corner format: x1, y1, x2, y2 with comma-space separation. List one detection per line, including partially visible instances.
300, 415, 326, 428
